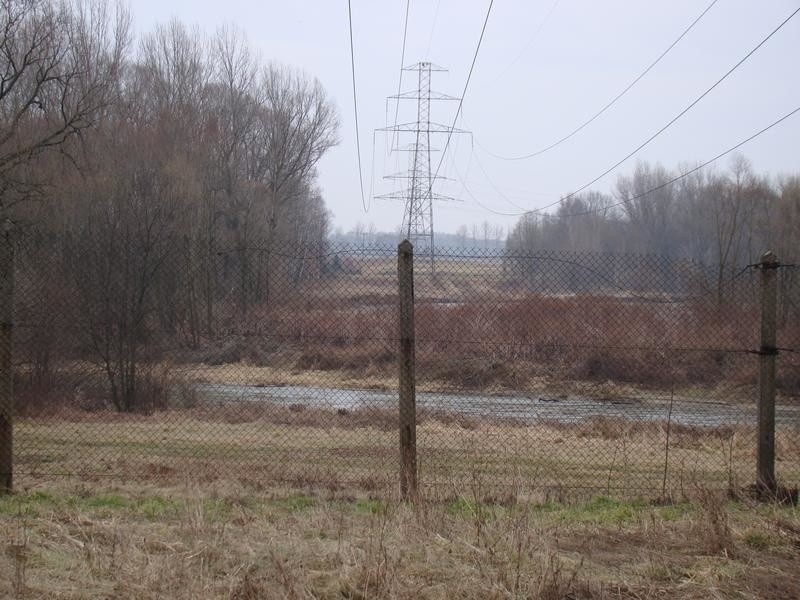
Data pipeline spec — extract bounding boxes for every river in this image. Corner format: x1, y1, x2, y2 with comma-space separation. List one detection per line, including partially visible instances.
197, 383, 800, 428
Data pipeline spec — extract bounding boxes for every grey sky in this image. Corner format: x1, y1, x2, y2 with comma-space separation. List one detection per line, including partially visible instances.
131, 0, 800, 235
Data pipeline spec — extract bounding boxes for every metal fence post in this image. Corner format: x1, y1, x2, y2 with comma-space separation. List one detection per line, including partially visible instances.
398, 240, 417, 500
757, 250, 778, 496
0, 224, 13, 494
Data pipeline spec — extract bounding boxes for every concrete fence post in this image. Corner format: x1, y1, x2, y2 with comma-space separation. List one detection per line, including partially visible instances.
757, 250, 779, 496
0, 223, 13, 494
397, 240, 417, 500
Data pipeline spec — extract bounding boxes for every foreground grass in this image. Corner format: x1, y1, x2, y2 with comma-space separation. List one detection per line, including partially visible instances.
1, 481, 798, 599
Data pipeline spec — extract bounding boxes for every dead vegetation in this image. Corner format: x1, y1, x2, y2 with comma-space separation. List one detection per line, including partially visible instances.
253, 292, 777, 391
0, 481, 798, 599
13, 275, 800, 420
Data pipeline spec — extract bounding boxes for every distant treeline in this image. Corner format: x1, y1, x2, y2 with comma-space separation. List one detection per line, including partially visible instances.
329, 225, 506, 250
507, 158, 799, 297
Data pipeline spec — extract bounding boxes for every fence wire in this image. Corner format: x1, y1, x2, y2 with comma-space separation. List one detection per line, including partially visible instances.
7, 240, 800, 498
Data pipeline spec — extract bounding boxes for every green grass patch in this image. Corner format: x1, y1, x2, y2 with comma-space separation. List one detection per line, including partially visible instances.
283, 495, 316, 512
202, 497, 234, 520
444, 497, 507, 519
354, 498, 383, 515
0, 491, 198, 521
81, 493, 127, 509
529, 501, 562, 514
743, 530, 771, 550
446, 497, 478, 518
135, 496, 183, 519
551, 496, 650, 525
443, 495, 659, 525
0, 490, 59, 516
656, 502, 693, 521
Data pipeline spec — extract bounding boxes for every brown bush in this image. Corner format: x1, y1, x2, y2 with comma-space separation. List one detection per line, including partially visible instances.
14, 368, 107, 416
14, 361, 199, 417
776, 359, 800, 394
293, 343, 394, 372
258, 292, 776, 390
696, 487, 735, 555
570, 352, 674, 386
422, 355, 522, 390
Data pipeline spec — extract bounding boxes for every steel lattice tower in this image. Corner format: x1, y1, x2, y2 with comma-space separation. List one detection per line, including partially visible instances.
377, 62, 467, 270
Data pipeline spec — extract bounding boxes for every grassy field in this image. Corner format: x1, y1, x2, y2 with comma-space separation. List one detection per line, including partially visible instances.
12, 408, 800, 498
1, 479, 799, 599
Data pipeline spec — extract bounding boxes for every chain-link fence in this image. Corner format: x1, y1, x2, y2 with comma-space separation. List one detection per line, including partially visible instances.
2, 238, 798, 498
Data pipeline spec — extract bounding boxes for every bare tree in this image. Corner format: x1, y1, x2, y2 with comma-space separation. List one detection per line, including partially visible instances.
0, 0, 130, 214
774, 176, 800, 324
704, 156, 755, 303
61, 127, 182, 412
616, 162, 676, 255
455, 224, 469, 246
252, 63, 339, 305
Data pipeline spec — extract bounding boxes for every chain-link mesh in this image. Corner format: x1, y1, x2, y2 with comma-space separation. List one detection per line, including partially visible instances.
413, 248, 798, 496
7, 239, 799, 497
776, 262, 800, 492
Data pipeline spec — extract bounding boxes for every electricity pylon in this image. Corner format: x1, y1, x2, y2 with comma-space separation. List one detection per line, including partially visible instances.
376, 62, 467, 273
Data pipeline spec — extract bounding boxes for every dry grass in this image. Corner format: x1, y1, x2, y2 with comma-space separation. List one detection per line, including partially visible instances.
1, 480, 799, 599
12, 410, 800, 499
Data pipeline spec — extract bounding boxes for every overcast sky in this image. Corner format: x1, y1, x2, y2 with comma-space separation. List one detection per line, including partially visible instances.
131, 0, 800, 235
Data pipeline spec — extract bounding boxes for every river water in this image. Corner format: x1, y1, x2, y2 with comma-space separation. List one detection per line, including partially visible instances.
197, 384, 800, 428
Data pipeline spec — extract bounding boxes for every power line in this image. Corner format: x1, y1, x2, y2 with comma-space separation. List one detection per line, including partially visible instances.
430, 127, 513, 219
389, 0, 412, 154
453, 177, 553, 198
437, 114, 515, 217
444, 112, 563, 216
347, 0, 368, 212
446, 134, 525, 217
468, 104, 800, 219
499, 5, 800, 217
430, 0, 495, 193
483, 0, 563, 88
448, 131, 532, 213
472, 150, 531, 212
425, 0, 441, 59
479, 0, 720, 161
557, 105, 800, 219
368, 131, 377, 210
458, 107, 556, 207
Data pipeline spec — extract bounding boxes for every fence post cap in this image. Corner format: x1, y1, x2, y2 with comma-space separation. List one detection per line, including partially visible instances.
760, 250, 778, 265
398, 239, 413, 253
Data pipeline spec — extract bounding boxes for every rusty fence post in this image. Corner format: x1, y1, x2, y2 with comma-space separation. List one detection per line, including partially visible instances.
397, 240, 417, 500
757, 250, 779, 496
0, 224, 13, 494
